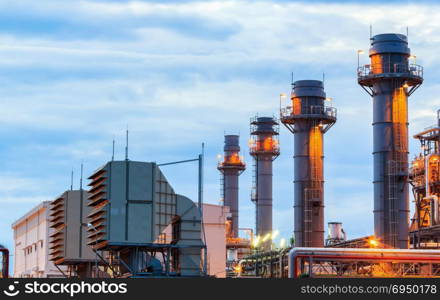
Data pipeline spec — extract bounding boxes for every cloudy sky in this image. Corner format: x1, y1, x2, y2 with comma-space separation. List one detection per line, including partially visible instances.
1, 0, 440, 258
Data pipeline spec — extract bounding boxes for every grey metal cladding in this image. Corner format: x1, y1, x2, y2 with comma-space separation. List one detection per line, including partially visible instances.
49, 190, 95, 264
87, 161, 178, 248
128, 162, 153, 201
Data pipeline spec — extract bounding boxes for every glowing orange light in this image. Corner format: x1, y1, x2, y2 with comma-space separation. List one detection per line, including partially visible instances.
368, 238, 379, 247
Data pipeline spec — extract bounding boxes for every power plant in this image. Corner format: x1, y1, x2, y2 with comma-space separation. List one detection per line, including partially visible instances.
358, 33, 423, 248
280, 80, 337, 247
7, 30, 440, 279
249, 116, 280, 250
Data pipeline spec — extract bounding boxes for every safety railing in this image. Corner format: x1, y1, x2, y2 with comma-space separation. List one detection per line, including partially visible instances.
357, 63, 423, 79
280, 105, 337, 119
249, 138, 280, 154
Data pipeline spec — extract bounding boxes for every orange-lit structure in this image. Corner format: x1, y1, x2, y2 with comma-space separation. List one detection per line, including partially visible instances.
280, 80, 336, 247
358, 33, 423, 249
288, 248, 440, 278
410, 110, 440, 248
249, 116, 280, 249
218, 135, 246, 239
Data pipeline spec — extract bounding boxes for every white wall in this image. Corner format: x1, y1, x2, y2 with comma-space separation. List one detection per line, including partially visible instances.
12, 202, 65, 278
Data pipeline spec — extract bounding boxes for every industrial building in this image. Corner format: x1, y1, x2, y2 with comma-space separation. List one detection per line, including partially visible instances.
11, 201, 65, 278
12, 197, 229, 278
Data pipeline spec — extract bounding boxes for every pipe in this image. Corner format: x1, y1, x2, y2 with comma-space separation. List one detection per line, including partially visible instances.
0, 247, 9, 278
288, 247, 440, 278
427, 196, 439, 226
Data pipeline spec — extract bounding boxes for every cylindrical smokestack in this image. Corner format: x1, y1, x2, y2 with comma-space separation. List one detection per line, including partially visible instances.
218, 135, 246, 238
358, 33, 423, 248
249, 116, 280, 249
280, 80, 337, 247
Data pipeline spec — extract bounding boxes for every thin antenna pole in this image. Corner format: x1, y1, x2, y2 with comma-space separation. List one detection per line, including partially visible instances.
198, 142, 207, 275
125, 127, 129, 161
70, 169, 74, 191
406, 26, 409, 39
370, 24, 372, 39
291, 72, 294, 86
80, 162, 83, 191
322, 72, 325, 85
112, 136, 115, 161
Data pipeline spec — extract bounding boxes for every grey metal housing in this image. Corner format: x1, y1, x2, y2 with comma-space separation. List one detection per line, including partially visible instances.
87, 160, 203, 276
49, 190, 96, 264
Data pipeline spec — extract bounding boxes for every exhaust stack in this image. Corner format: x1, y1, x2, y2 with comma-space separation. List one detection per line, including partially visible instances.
249, 116, 280, 248
218, 135, 246, 238
358, 33, 423, 248
280, 80, 337, 247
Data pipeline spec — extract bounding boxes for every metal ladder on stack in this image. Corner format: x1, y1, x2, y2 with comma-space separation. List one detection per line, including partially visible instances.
388, 86, 405, 247
304, 125, 321, 247
387, 160, 398, 247
219, 175, 224, 206
251, 158, 258, 233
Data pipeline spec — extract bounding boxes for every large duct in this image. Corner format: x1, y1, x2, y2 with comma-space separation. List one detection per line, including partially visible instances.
249, 117, 280, 248
87, 160, 204, 276
49, 190, 96, 278
281, 80, 336, 247
218, 135, 246, 238
358, 33, 423, 248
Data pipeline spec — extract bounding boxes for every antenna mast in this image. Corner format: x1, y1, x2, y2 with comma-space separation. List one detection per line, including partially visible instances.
125, 127, 129, 161
70, 169, 73, 191
80, 162, 83, 191
112, 136, 115, 161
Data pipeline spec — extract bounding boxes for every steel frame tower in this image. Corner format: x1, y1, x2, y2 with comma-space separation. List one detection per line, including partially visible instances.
409, 110, 440, 248
218, 135, 246, 238
280, 80, 337, 247
358, 33, 423, 249
249, 117, 280, 247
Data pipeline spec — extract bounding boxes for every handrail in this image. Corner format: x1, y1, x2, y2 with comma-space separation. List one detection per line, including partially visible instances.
358, 63, 423, 78
280, 105, 337, 119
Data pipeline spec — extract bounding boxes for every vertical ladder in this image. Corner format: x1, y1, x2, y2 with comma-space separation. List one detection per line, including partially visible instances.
251, 158, 258, 234
304, 125, 322, 247
219, 175, 224, 206
388, 160, 398, 247
388, 86, 405, 247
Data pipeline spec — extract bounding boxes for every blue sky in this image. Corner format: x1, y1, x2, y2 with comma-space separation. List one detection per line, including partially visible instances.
1, 0, 440, 259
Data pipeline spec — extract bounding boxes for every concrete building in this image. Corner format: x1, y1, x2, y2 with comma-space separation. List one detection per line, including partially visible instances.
12, 201, 65, 278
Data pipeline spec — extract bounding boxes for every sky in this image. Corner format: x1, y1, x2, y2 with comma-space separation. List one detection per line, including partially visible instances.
1, 0, 440, 264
